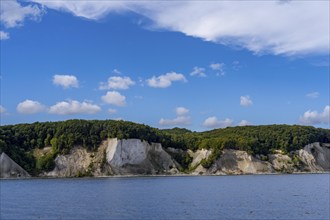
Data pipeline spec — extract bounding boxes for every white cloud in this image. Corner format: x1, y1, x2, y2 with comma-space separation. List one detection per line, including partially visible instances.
1, 1, 44, 28
299, 105, 330, 125
108, 108, 117, 114
101, 91, 126, 106
306, 92, 320, 99
159, 106, 191, 126
190, 67, 206, 77
238, 120, 251, 126
99, 76, 135, 90
203, 116, 233, 128
147, 72, 187, 88
49, 100, 101, 115
209, 63, 225, 76
240, 95, 253, 107
0, 31, 10, 40
31, 0, 127, 20
176, 107, 189, 116
53, 75, 79, 89
142, 1, 330, 56
17, 99, 46, 114
32, 1, 330, 56
0, 105, 6, 114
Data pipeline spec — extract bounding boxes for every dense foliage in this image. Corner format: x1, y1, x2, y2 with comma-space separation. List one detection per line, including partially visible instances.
0, 119, 329, 174
199, 125, 329, 153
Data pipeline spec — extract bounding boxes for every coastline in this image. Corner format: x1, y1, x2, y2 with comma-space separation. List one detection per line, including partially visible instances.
1, 171, 329, 181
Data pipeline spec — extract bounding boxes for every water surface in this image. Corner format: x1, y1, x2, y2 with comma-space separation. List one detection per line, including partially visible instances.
1, 174, 329, 219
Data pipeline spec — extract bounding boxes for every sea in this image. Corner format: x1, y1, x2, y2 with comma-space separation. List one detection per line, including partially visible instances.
1, 174, 329, 219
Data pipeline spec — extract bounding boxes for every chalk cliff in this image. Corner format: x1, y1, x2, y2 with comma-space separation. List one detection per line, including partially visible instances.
210, 149, 274, 175
297, 142, 330, 172
46, 147, 93, 177
0, 152, 30, 178
46, 138, 180, 177
188, 149, 212, 175
191, 142, 330, 175
106, 138, 180, 175
39, 141, 330, 177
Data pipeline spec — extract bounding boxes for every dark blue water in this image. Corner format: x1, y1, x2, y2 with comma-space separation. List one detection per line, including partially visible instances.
1, 174, 329, 219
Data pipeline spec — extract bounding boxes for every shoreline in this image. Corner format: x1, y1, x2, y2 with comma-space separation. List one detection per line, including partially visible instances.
1, 171, 329, 180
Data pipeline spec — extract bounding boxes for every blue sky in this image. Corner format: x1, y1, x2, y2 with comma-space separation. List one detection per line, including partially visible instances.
0, 0, 329, 131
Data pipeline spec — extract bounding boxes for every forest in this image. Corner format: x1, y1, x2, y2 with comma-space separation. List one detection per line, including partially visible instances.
1, 119, 329, 174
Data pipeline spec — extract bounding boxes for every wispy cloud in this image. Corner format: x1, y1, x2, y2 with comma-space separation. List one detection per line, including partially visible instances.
159, 116, 191, 127
31, 1, 329, 56
112, 69, 121, 75
306, 92, 319, 99
240, 95, 253, 107
1, 0, 44, 28
30, 0, 126, 20
147, 72, 187, 88
232, 61, 241, 71
0, 105, 6, 114
190, 67, 206, 77
108, 108, 117, 114
209, 63, 225, 76
0, 31, 9, 40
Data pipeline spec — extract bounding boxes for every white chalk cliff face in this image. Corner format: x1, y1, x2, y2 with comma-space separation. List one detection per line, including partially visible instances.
187, 143, 330, 175
106, 138, 179, 175
188, 149, 212, 167
46, 147, 93, 177
46, 138, 180, 177
298, 143, 330, 172
210, 149, 274, 175
187, 149, 212, 175
2, 140, 328, 178
44, 141, 330, 177
0, 152, 30, 178
268, 153, 296, 173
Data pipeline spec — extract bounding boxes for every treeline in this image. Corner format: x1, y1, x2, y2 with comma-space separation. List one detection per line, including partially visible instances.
0, 119, 329, 174
193, 125, 330, 154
